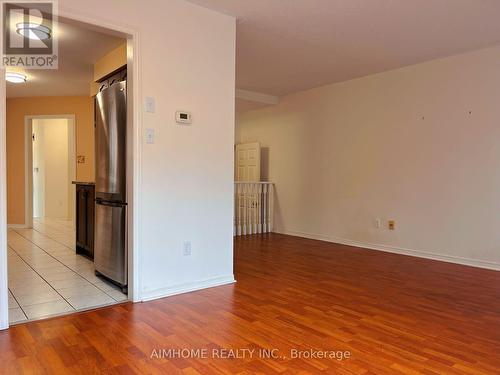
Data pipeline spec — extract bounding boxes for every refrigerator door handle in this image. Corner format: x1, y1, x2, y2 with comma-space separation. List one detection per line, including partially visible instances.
95, 199, 127, 208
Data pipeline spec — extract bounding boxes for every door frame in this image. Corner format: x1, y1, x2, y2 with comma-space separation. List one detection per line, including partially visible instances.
0, 68, 7, 329
0, 8, 142, 330
25, 114, 76, 228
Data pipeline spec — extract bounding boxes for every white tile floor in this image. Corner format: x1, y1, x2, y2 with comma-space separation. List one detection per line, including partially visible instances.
8, 218, 127, 324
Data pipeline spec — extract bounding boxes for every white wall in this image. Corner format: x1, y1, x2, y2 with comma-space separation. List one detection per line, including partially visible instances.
238, 45, 500, 270
0, 0, 235, 325
60, 0, 236, 298
33, 119, 71, 219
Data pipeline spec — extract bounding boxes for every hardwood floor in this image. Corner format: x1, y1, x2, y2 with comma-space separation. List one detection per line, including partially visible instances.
1, 233, 499, 374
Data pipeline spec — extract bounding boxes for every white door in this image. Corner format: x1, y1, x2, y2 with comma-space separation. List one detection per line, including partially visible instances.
235, 143, 261, 234
235, 142, 261, 182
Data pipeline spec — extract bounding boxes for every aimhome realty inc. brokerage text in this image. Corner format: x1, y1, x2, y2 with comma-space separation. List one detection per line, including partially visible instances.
150, 348, 352, 361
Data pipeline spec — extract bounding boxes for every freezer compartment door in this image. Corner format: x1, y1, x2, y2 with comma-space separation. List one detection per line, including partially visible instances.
94, 202, 127, 286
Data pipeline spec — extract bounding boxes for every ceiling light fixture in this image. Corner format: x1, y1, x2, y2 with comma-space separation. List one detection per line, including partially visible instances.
6, 72, 27, 83
16, 22, 51, 40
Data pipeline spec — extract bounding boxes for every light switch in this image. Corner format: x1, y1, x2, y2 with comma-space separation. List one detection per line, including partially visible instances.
145, 97, 156, 113
145, 128, 155, 144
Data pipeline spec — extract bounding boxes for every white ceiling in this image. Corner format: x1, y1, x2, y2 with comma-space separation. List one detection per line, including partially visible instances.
189, 0, 500, 97
6, 19, 125, 98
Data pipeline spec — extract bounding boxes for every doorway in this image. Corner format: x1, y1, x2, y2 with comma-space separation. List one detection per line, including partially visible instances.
7, 112, 128, 324
0, 12, 140, 329
28, 115, 76, 228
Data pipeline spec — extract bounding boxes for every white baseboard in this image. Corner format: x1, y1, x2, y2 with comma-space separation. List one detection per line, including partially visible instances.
278, 229, 500, 271
140, 275, 236, 302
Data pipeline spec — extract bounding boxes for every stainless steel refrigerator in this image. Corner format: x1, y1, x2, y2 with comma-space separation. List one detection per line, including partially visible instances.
94, 80, 127, 291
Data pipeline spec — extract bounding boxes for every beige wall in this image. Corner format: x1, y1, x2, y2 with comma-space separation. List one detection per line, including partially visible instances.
94, 43, 127, 82
6, 96, 94, 224
91, 43, 127, 95
238, 45, 500, 269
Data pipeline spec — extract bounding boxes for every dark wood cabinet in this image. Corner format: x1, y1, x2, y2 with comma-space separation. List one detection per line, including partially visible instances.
75, 183, 95, 259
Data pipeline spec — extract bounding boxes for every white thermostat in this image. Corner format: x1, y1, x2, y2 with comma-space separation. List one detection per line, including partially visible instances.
175, 111, 192, 125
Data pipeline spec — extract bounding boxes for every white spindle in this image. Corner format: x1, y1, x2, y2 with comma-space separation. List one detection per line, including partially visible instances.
250, 184, 253, 234
237, 184, 241, 235
242, 183, 247, 235
257, 184, 262, 234
250, 183, 254, 234
234, 186, 237, 235
264, 183, 269, 233
268, 183, 274, 232
253, 183, 258, 234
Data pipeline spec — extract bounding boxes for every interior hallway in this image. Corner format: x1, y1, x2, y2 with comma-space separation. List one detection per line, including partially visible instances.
8, 218, 127, 324
2, 234, 500, 373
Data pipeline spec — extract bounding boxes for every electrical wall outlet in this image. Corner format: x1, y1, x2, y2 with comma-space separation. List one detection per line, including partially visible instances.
375, 219, 381, 229
183, 241, 192, 256
388, 220, 395, 230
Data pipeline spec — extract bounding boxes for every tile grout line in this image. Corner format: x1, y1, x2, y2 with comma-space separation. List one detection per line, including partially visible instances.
14, 226, 125, 302
7, 243, 78, 313
28, 224, 124, 300
11, 229, 117, 303
9, 241, 125, 323
7, 286, 28, 322
30, 222, 127, 300
32, 220, 77, 250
